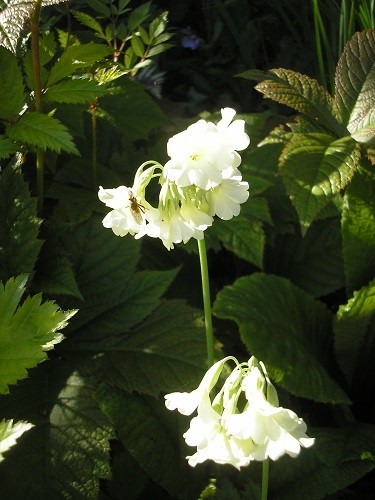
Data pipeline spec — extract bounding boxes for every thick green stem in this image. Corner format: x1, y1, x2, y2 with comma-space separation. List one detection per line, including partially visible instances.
91, 98, 98, 188
30, 0, 44, 213
261, 458, 269, 500
197, 238, 214, 367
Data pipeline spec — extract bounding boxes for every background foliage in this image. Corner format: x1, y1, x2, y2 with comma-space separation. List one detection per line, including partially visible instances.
0, 0, 374, 498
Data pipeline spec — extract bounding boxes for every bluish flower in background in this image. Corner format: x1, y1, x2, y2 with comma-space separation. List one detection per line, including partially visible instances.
181, 27, 201, 50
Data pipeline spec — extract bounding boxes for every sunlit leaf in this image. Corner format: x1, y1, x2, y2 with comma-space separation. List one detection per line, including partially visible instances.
0, 419, 33, 462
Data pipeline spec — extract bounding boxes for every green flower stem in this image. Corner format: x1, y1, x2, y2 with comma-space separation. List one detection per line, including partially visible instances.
91, 98, 98, 189
197, 238, 214, 367
261, 458, 269, 500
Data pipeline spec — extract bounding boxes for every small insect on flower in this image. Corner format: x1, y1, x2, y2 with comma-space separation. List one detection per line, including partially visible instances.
129, 193, 146, 224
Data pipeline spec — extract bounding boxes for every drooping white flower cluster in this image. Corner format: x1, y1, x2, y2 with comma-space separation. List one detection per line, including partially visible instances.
165, 356, 314, 469
98, 108, 250, 249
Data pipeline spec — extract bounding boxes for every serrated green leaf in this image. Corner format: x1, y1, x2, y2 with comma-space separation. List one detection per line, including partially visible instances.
0, 135, 18, 158
270, 424, 375, 499
254, 68, 342, 135
0, 419, 33, 462
147, 43, 173, 58
6, 112, 79, 154
72, 299, 206, 396
266, 218, 344, 297
214, 217, 265, 269
44, 78, 106, 104
138, 25, 150, 45
0, 275, 75, 394
0, 165, 42, 282
334, 279, 375, 389
94, 385, 204, 499
0, 362, 113, 498
124, 45, 137, 69
341, 165, 375, 295
280, 134, 360, 234
0, 46, 25, 121
131, 34, 145, 57
71, 10, 104, 36
149, 11, 168, 40
213, 273, 350, 404
47, 42, 112, 86
127, 1, 151, 32
335, 30, 375, 144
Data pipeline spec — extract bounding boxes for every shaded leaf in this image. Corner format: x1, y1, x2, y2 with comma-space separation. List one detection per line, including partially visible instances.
6, 112, 79, 154
0, 135, 19, 159
213, 273, 350, 404
341, 165, 375, 295
334, 279, 375, 388
0, 362, 113, 498
270, 424, 375, 499
335, 30, 375, 144
0, 164, 42, 282
0, 46, 25, 121
280, 134, 360, 233
0, 275, 75, 394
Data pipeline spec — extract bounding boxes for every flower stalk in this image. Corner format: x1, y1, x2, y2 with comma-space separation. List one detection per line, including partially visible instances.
261, 458, 269, 500
197, 237, 214, 367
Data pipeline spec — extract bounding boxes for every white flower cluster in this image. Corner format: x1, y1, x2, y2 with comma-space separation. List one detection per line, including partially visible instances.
165, 356, 314, 469
98, 108, 250, 249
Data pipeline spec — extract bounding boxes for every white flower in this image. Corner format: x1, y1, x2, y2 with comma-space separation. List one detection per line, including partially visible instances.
98, 185, 158, 237
164, 108, 249, 190
207, 167, 249, 220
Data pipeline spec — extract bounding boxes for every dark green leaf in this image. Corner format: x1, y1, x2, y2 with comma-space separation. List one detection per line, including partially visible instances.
213, 273, 350, 404
270, 424, 375, 499
6, 112, 79, 154
0, 46, 25, 121
280, 134, 360, 234
131, 35, 145, 57
341, 165, 375, 295
0, 362, 113, 498
0, 164, 42, 282
47, 43, 112, 86
71, 10, 104, 36
44, 78, 106, 104
334, 279, 375, 387
127, 2, 151, 32
95, 385, 204, 499
335, 30, 375, 144
0, 135, 18, 158
214, 217, 265, 269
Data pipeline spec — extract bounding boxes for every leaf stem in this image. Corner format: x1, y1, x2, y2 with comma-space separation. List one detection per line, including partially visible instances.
30, 0, 44, 214
91, 98, 98, 189
197, 238, 214, 367
261, 458, 269, 500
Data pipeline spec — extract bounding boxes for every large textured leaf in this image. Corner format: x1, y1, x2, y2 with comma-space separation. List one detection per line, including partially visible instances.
334, 279, 375, 389
0, 164, 42, 282
0, 46, 25, 121
0, 362, 113, 498
6, 112, 79, 154
280, 134, 360, 234
341, 165, 375, 295
43, 78, 106, 104
70, 299, 207, 397
265, 217, 344, 297
335, 30, 375, 144
0, 419, 33, 462
95, 385, 205, 500
47, 42, 112, 86
214, 216, 265, 269
0, 275, 75, 394
213, 273, 350, 404
248, 68, 341, 134
270, 424, 375, 499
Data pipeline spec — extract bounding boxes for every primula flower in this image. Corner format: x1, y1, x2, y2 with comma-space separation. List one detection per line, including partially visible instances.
207, 167, 249, 220
164, 108, 250, 190
165, 356, 314, 469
